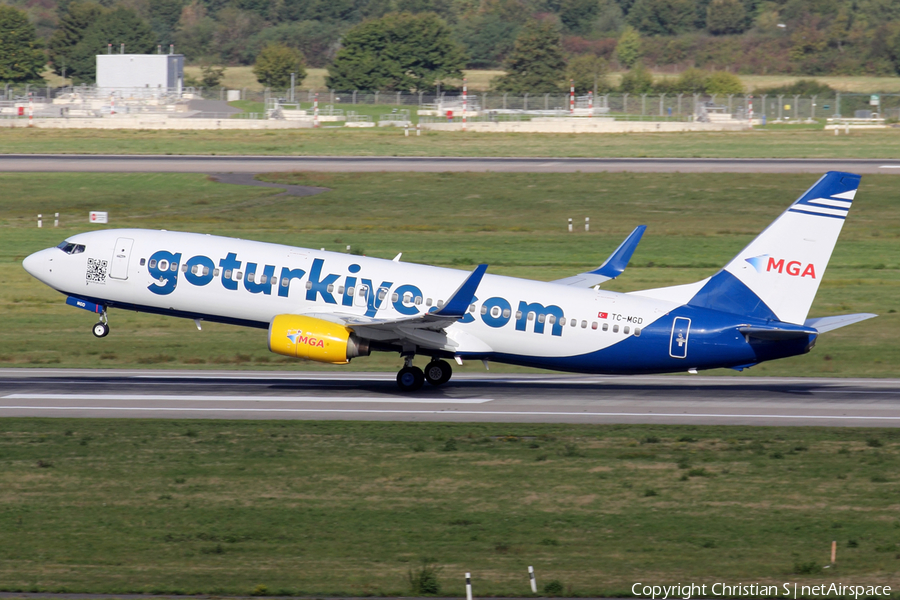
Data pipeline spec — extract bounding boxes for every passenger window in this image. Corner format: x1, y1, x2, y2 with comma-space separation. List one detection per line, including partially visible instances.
613, 324, 619, 333
591, 322, 598, 330
203, 267, 210, 277
391, 293, 398, 302
634, 327, 641, 337
416, 297, 423, 305
214, 268, 220, 277
140, 258, 146, 266
170, 262, 178, 272
248, 273, 255, 283
491, 306, 501, 318
437, 300, 444, 308
547, 315, 555, 324
358, 287, 366, 296
378, 289, 387, 301
236, 271, 242, 280
570, 319, 576, 327
426, 298, 432, 306
602, 323, 609, 331
149, 259, 157, 269
538, 314, 546, 323
259, 274, 267, 284
306, 281, 313, 290
624, 326, 630, 334
528, 312, 535, 321
516, 311, 522, 320
281, 278, 289, 287
338, 286, 344, 295
346, 286, 354, 296
481, 306, 488, 315
159, 260, 168, 271
183, 265, 190, 273
502, 309, 511, 318
225, 269, 232, 279
581, 320, 587, 328
327, 284, 334, 293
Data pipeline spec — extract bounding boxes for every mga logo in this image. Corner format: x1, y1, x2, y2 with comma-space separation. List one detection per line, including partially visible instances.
746, 254, 816, 279
286, 330, 325, 347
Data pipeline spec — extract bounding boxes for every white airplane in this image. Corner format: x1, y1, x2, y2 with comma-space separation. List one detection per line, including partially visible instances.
23, 172, 875, 391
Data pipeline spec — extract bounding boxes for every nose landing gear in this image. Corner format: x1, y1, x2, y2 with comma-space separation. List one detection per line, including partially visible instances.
92, 311, 109, 338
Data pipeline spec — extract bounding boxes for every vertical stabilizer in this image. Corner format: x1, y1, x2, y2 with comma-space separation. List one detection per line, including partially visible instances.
688, 172, 860, 324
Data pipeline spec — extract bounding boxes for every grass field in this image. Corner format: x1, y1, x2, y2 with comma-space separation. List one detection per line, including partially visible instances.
2, 171, 897, 376
1, 418, 898, 595
4, 127, 900, 158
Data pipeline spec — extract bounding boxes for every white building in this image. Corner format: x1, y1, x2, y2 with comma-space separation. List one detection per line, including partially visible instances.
96, 54, 184, 93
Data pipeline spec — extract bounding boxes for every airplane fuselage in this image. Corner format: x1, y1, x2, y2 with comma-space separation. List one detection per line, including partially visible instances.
23, 228, 814, 375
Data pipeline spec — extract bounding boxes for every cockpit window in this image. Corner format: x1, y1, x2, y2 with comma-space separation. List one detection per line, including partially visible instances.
56, 241, 85, 255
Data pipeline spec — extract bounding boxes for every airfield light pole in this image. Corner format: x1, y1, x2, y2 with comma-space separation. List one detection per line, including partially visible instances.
313, 92, 319, 128
465, 573, 472, 600
28, 92, 33, 126
588, 91, 593, 117
569, 80, 574, 115
462, 77, 467, 132
528, 566, 537, 593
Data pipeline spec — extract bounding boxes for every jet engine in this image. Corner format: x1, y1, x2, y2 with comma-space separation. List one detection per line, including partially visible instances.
268, 315, 370, 364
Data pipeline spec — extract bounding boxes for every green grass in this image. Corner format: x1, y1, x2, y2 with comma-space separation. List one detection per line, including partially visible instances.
3, 127, 900, 157
2, 171, 898, 376
1, 419, 898, 595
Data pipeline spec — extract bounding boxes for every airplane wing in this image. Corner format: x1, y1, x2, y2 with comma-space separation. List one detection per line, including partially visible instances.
303, 264, 489, 352
551, 225, 646, 287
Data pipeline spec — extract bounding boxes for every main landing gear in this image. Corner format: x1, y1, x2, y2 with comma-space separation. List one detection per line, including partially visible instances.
92, 311, 109, 338
396, 356, 453, 392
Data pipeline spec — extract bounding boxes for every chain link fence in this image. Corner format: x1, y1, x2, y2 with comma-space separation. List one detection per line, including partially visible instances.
2, 83, 897, 122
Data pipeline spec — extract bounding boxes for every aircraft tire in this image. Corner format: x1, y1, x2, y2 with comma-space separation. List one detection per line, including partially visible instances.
92, 322, 110, 338
424, 360, 452, 386
396, 366, 425, 391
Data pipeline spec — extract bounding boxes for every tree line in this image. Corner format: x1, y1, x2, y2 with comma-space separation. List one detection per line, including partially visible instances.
2, 0, 899, 88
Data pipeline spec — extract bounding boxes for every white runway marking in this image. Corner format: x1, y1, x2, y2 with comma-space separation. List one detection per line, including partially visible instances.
878, 165, 900, 169
0, 405, 898, 420
3, 394, 491, 404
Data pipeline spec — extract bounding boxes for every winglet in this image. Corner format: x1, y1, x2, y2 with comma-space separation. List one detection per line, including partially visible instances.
551, 225, 646, 287
434, 264, 488, 318
592, 224, 646, 279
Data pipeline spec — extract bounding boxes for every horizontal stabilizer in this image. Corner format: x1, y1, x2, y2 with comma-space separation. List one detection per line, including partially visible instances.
738, 326, 816, 341
552, 225, 646, 287
804, 313, 877, 333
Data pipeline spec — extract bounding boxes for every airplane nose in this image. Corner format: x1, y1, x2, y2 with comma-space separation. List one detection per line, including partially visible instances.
23, 249, 51, 280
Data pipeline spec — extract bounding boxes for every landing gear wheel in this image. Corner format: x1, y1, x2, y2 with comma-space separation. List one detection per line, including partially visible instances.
92, 322, 110, 338
396, 366, 425, 392
424, 360, 452, 386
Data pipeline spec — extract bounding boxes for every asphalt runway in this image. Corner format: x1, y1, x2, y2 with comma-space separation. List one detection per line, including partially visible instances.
2, 369, 899, 427
3, 155, 900, 174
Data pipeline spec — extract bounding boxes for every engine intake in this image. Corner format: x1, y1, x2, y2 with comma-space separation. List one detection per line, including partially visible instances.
268, 315, 370, 364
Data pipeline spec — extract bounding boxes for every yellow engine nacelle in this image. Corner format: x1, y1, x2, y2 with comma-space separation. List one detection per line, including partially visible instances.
268, 315, 370, 364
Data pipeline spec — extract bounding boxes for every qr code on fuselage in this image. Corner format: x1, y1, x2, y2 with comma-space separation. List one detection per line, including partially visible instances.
86, 258, 108, 283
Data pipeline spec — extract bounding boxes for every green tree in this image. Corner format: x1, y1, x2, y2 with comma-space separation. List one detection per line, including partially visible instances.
705, 71, 743, 94
326, 12, 466, 92
566, 54, 612, 94
627, 0, 696, 35
706, 0, 747, 35
48, 1, 104, 79
253, 42, 305, 88
615, 25, 641, 68
560, 0, 601, 35
492, 19, 566, 93
201, 63, 226, 87
150, 0, 184, 46
454, 13, 519, 69
0, 6, 45, 84
673, 67, 708, 93
618, 62, 653, 93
